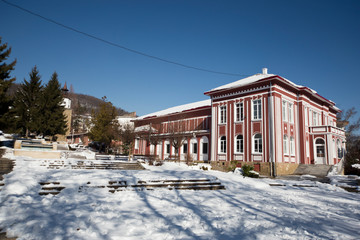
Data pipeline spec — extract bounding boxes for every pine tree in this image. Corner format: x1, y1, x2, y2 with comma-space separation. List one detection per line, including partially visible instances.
40, 72, 67, 139
89, 97, 120, 153
13, 66, 43, 137
0, 37, 17, 131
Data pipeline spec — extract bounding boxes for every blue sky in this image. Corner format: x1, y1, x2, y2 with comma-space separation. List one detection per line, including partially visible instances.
1, 0, 360, 119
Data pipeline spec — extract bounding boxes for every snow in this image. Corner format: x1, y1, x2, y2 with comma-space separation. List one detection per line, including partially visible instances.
1, 155, 360, 239
206, 72, 318, 95
136, 99, 211, 120
352, 164, 360, 169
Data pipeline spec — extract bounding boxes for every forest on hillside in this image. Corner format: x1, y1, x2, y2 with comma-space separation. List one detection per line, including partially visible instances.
8, 83, 129, 116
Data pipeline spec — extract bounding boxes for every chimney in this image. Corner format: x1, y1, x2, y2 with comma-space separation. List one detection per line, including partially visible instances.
262, 68, 268, 74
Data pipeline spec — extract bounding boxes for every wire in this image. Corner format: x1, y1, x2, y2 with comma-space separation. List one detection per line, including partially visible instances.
1, 0, 250, 77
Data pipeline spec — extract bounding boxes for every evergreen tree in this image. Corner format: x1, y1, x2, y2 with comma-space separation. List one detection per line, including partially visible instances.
40, 72, 67, 139
13, 66, 43, 137
0, 37, 16, 131
89, 97, 120, 153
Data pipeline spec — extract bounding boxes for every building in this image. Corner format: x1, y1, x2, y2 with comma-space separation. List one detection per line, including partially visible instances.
132, 69, 346, 175
133, 100, 211, 161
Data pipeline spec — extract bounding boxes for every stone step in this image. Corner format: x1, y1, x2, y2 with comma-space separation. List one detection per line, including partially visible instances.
293, 164, 333, 177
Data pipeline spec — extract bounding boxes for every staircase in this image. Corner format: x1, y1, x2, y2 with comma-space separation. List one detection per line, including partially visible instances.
48, 161, 145, 170
293, 164, 333, 177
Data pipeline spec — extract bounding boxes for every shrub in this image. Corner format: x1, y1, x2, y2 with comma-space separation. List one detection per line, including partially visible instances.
242, 164, 259, 178
201, 166, 208, 171
227, 160, 238, 172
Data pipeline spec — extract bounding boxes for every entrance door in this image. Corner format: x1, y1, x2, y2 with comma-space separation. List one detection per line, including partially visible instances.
315, 138, 326, 164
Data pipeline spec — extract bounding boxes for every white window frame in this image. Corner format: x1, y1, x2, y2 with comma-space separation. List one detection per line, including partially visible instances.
289, 103, 294, 123
290, 136, 295, 156
283, 135, 289, 155
134, 138, 140, 149
252, 99, 262, 120
235, 102, 244, 122
253, 133, 262, 154
219, 105, 227, 124
304, 107, 308, 126
313, 111, 318, 126
282, 101, 288, 122
219, 136, 226, 154
235, 135, 244, 153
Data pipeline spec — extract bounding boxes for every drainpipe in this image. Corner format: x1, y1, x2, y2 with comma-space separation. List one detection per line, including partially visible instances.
268, 82, 276, 177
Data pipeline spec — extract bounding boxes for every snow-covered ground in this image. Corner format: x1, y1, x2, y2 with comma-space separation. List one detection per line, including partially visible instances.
0, 154, 359, 239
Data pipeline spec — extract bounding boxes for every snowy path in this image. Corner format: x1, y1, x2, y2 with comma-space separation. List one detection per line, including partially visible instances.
0, 158, 359, 240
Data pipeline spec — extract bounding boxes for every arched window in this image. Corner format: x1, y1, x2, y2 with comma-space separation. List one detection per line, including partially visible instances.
283, 135, 288, 155
219, 136, 226, 154
253, 134, 262, 153
315, 138, 325, 157
235, 135, 243, 153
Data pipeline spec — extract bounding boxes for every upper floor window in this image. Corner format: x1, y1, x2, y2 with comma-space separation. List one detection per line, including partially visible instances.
253, 99, 262, 120
235, 102, 244, 122
304, 107, 308, 126
289, 103, 294, 123
219, 106, 227, 124
282, 101, 288, 122
313, 111, 318, 126
253, 133, 262, 153
219, 136, 226, 154
235, 135, 244, 153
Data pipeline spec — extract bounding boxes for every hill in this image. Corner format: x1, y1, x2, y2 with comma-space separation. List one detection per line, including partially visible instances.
8, 83, 130, 116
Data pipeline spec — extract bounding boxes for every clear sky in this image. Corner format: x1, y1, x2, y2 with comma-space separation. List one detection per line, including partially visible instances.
1, 0, 360, 118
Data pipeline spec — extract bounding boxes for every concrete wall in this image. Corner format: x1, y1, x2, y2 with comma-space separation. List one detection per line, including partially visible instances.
14, 149, 61, 159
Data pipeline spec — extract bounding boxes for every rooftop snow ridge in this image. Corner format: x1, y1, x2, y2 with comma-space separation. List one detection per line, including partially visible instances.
136, 99, 211, 120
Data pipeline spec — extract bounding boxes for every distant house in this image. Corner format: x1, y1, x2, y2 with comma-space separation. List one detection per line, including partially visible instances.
132, 68, 346, 175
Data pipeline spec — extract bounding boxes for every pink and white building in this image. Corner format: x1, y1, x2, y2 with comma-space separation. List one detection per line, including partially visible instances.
133, 69, 345, 175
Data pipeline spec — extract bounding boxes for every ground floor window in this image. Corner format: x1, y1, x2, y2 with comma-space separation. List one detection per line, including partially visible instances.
219, 136, 226, 153
166, 144, 171, 154
235, 135, 243, 153
253, 134, 262, 153
183, 143, 188, 154
202, 142, 208, 154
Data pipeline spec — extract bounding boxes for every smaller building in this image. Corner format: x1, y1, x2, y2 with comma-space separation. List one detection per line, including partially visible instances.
133, 100, 211, 162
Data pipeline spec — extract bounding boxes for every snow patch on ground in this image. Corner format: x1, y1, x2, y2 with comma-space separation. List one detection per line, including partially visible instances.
0, 156, 359, 240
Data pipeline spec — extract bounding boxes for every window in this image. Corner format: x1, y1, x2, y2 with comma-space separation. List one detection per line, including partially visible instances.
283, 135, 288, 155
166, 144, 171, 154
183, 143, 188, 154
193, 142, 198, 154
235, 102, 244, 122
337, 139, 342, 158
202, 142, 208, 154
219, 106, 226, 124
253, 134, 262, 153
289, 103, 294, 123
235, 135, 244, 153
290, 137, 295, 156
306, 140, 310, 158
253, 99, 262, 120
304, 107, 308, 126
282, 101, 288, 122
219, 136, 226, 154
313, 111, 318, 126
315, 138, 325, 157
135, 138, 139, 149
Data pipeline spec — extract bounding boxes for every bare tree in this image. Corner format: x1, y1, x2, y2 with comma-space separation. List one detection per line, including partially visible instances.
168, 120, 186, 163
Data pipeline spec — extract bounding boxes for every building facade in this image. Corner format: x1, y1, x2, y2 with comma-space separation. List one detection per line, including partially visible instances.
133, 69, 345, 175
133, 100, 211, 162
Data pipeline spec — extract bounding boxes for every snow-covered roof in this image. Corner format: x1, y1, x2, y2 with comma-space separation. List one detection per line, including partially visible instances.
136, 99, 211, 120
206, 71, 314, 93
